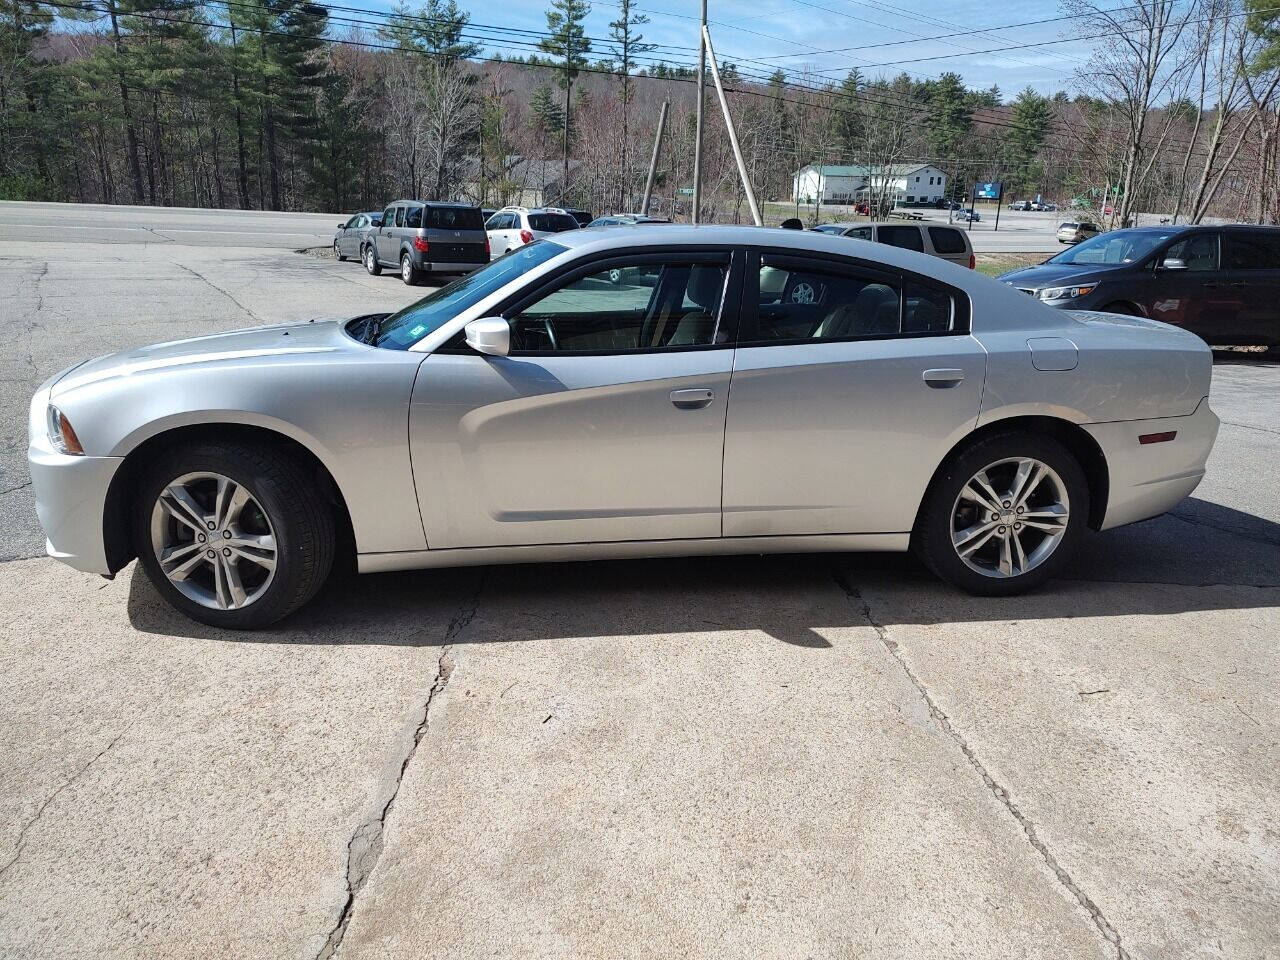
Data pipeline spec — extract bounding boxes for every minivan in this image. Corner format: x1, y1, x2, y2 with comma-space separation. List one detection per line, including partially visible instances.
998, 224, 1280, 352
364, 200, 490, 285
810, 221, 975, 268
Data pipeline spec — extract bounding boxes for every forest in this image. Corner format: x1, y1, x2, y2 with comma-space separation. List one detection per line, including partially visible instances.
3, 0, 1280, 225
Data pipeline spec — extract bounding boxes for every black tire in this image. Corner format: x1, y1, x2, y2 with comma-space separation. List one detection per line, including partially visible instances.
912, 431, 1089, 597
133, 442, 335, 629
1101, 301, 1138, 316
364, 244, 382, 275
400, 252, 420, 285
335, 240, 347, 262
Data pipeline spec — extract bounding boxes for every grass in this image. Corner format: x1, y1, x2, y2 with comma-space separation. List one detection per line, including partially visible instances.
974, 252, 1046, 277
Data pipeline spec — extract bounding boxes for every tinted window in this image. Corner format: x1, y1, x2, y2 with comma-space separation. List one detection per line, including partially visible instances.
928, 226, 967, 254
426, 206, 484, 230
1164, 233, 1219, 271
878, 226, 925, 252
1225, 232, 1280, 270
845, 227, 872, 241
753, 261, 901, 340
528, 213, 580, 232
374, 241, 565, 349
903, 280, 955, 332
394, 206, 405, 227
510, 259, 728, 353
404, 205, 423, 228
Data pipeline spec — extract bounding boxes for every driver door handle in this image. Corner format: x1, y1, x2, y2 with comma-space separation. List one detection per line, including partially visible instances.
670, 388, 715, 409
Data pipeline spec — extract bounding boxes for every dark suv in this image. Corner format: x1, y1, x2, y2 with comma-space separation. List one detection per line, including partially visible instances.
364, 200, 490, 284
998, 225, 1280, 350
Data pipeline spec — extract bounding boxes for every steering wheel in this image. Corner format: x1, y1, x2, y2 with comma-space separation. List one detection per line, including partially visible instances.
543, 318, 558, 350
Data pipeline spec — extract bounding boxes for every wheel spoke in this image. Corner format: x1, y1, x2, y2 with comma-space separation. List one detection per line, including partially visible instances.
960, 481, 1000, 515
221, 555, 248, 608
228, 535, 276, 571
953, 519, 999, 555
1012, 461, 1047, 509
1022, 503, 1068, 521
957, 524, 1000, 559
999, 534, 1014, 576
161, 485, 209, 532
1022, 518, 1068, 534
1011, 531, 1028, 574
161, 541, 207, 581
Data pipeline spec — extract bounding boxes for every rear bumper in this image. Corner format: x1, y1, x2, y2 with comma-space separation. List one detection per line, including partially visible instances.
27, 385, 122, 575
1084, 397, 1219, 531
420, 259, 487, 273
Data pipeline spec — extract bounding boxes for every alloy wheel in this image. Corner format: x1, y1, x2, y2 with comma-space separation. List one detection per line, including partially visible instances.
150, 471, 277, 610
402, 256, 412, 282
950, 457, 1070, 579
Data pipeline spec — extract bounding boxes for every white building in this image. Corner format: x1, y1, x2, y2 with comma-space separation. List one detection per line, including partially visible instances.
791, 163, 948, 206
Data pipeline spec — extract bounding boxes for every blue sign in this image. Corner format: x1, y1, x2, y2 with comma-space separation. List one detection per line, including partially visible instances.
974, 181, 1003, 199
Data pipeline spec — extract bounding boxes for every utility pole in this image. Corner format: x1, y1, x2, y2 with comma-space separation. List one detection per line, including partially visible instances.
703, 24, 761, 225
692, 0, 707, 224
641, 100, 669, 216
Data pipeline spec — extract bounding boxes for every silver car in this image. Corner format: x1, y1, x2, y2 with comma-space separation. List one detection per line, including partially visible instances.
28, 226, 1219, 628
333, 211, 382, 261
811, 221, 974, 268
364, 200, 490, 284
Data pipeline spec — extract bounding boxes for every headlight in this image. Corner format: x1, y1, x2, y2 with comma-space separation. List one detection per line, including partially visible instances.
46, 404, 85, 455
1038, 284, 1097, 302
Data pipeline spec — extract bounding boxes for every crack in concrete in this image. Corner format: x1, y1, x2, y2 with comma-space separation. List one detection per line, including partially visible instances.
0, 732, 123, 881
1059, 575, 1280, 589
176, 262, 265, 324
1218, 419, 1280, 437
833, 571, 1132, 960
315, 573, 484, 960
1166, 510, 1280, 549
0, 481, 32, 497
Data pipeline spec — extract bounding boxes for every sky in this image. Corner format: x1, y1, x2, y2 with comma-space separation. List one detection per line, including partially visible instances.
412, 0, 1097, 101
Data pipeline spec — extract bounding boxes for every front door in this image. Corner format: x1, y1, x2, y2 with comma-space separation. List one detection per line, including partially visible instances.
377, 205, 399, 263
410, 250, 740, 548
722, 251, 986, 537
1147, 232, 1241, 341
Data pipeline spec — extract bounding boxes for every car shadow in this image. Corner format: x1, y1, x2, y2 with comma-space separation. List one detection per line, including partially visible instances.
126, 497, 1279, 647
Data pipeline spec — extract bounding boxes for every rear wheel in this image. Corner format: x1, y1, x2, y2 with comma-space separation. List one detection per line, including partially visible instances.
133, 442, 335, 629
364, 245, 381, 275
912, 432, 1088, 596
401, 253, 420, 285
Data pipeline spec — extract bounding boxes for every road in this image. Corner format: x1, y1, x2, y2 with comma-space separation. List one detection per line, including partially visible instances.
1, 203, 1278, 960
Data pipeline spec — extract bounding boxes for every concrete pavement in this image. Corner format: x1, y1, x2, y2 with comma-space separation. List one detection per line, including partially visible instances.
1, 207, 1277, 960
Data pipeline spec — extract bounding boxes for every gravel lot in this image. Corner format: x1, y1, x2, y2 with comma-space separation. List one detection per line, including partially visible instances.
1, 202, 1277, 960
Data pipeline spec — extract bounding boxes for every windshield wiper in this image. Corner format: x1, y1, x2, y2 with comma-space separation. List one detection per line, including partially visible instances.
364, 315, 383, 345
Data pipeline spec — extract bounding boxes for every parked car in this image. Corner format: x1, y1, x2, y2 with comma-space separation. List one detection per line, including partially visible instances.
954, 209, 981, 222
363, 200, 489, 285
564, 208, 593, 227
486, 207, 581, 256
28, 225, 1218, 627
1009, 200, 1031, 211
811, 221, 975, 268
1033, 202, 1058, 212
333, 211, 382, 261
1057, 221, 1099, 244
587, 213, 671, 226
999, 224, 1280, 351
934, 198, 962, 211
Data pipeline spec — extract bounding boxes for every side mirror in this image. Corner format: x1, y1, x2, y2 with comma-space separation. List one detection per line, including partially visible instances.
337, 222, 346, 229
464, 317, 510, 357
1160, 257, 1187, 271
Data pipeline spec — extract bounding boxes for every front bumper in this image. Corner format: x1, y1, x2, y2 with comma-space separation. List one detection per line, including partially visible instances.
1084, 397, 1219, 530
28, 384, 122, 575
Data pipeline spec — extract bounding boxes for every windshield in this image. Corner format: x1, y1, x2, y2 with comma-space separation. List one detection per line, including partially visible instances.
373, 241, 565, 349
529, 213, 580, 233
1048, 230, 1173, 265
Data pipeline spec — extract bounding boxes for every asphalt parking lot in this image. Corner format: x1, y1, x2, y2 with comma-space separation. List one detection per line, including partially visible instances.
1, 202, 1278, 959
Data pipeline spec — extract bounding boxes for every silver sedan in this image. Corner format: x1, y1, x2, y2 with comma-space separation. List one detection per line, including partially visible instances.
28, 226, 1219, 628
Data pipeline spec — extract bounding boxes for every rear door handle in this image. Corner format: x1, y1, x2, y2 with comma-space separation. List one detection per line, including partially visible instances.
670, 388, 714, 409
923, 368, 965, 388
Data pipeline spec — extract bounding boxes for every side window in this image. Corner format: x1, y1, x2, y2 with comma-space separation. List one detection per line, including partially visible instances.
845, 227, 872, 241
878, 226, 925, 252
928, 227, 967, 255
382, 207, 395, 228
1224, 232, 1280, 270
394, 206, 405, 228
753, 260, 902, 341
903, 280, 957, 333
344, 215, 359, 229
1164, 234, 1219, 271
404, 205, 423, 228
508, 259, 728, 353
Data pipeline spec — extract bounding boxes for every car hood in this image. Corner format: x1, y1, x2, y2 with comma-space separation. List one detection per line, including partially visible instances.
51, 319, 355, 397
997, 261, 1129, 288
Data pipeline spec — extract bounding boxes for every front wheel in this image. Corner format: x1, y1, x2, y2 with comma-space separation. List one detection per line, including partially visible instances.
133, 442, 335, 628
364, 245, 382, 275
335, 239, 347, 262
912, 432, 1088, 596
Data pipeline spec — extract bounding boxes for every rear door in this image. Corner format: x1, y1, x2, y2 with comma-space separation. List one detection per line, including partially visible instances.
876, 225, 927, 257
1224, 230, 1280, 347
410, 249, 742, 548
927, 225, 971, 267
721, 250, 986, 537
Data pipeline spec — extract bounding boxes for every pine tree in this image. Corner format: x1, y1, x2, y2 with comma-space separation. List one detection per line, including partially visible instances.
528, 83, 565, 155
538, 0, 590, 200
608, 0, 653, 209
1004, 86, 1052, 196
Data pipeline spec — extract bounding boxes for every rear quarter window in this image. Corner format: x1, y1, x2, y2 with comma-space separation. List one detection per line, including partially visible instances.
928, 227, 967, 254
1225, 232, 1280, 269
529, 213, 580, 232
404, 205, 423, 228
